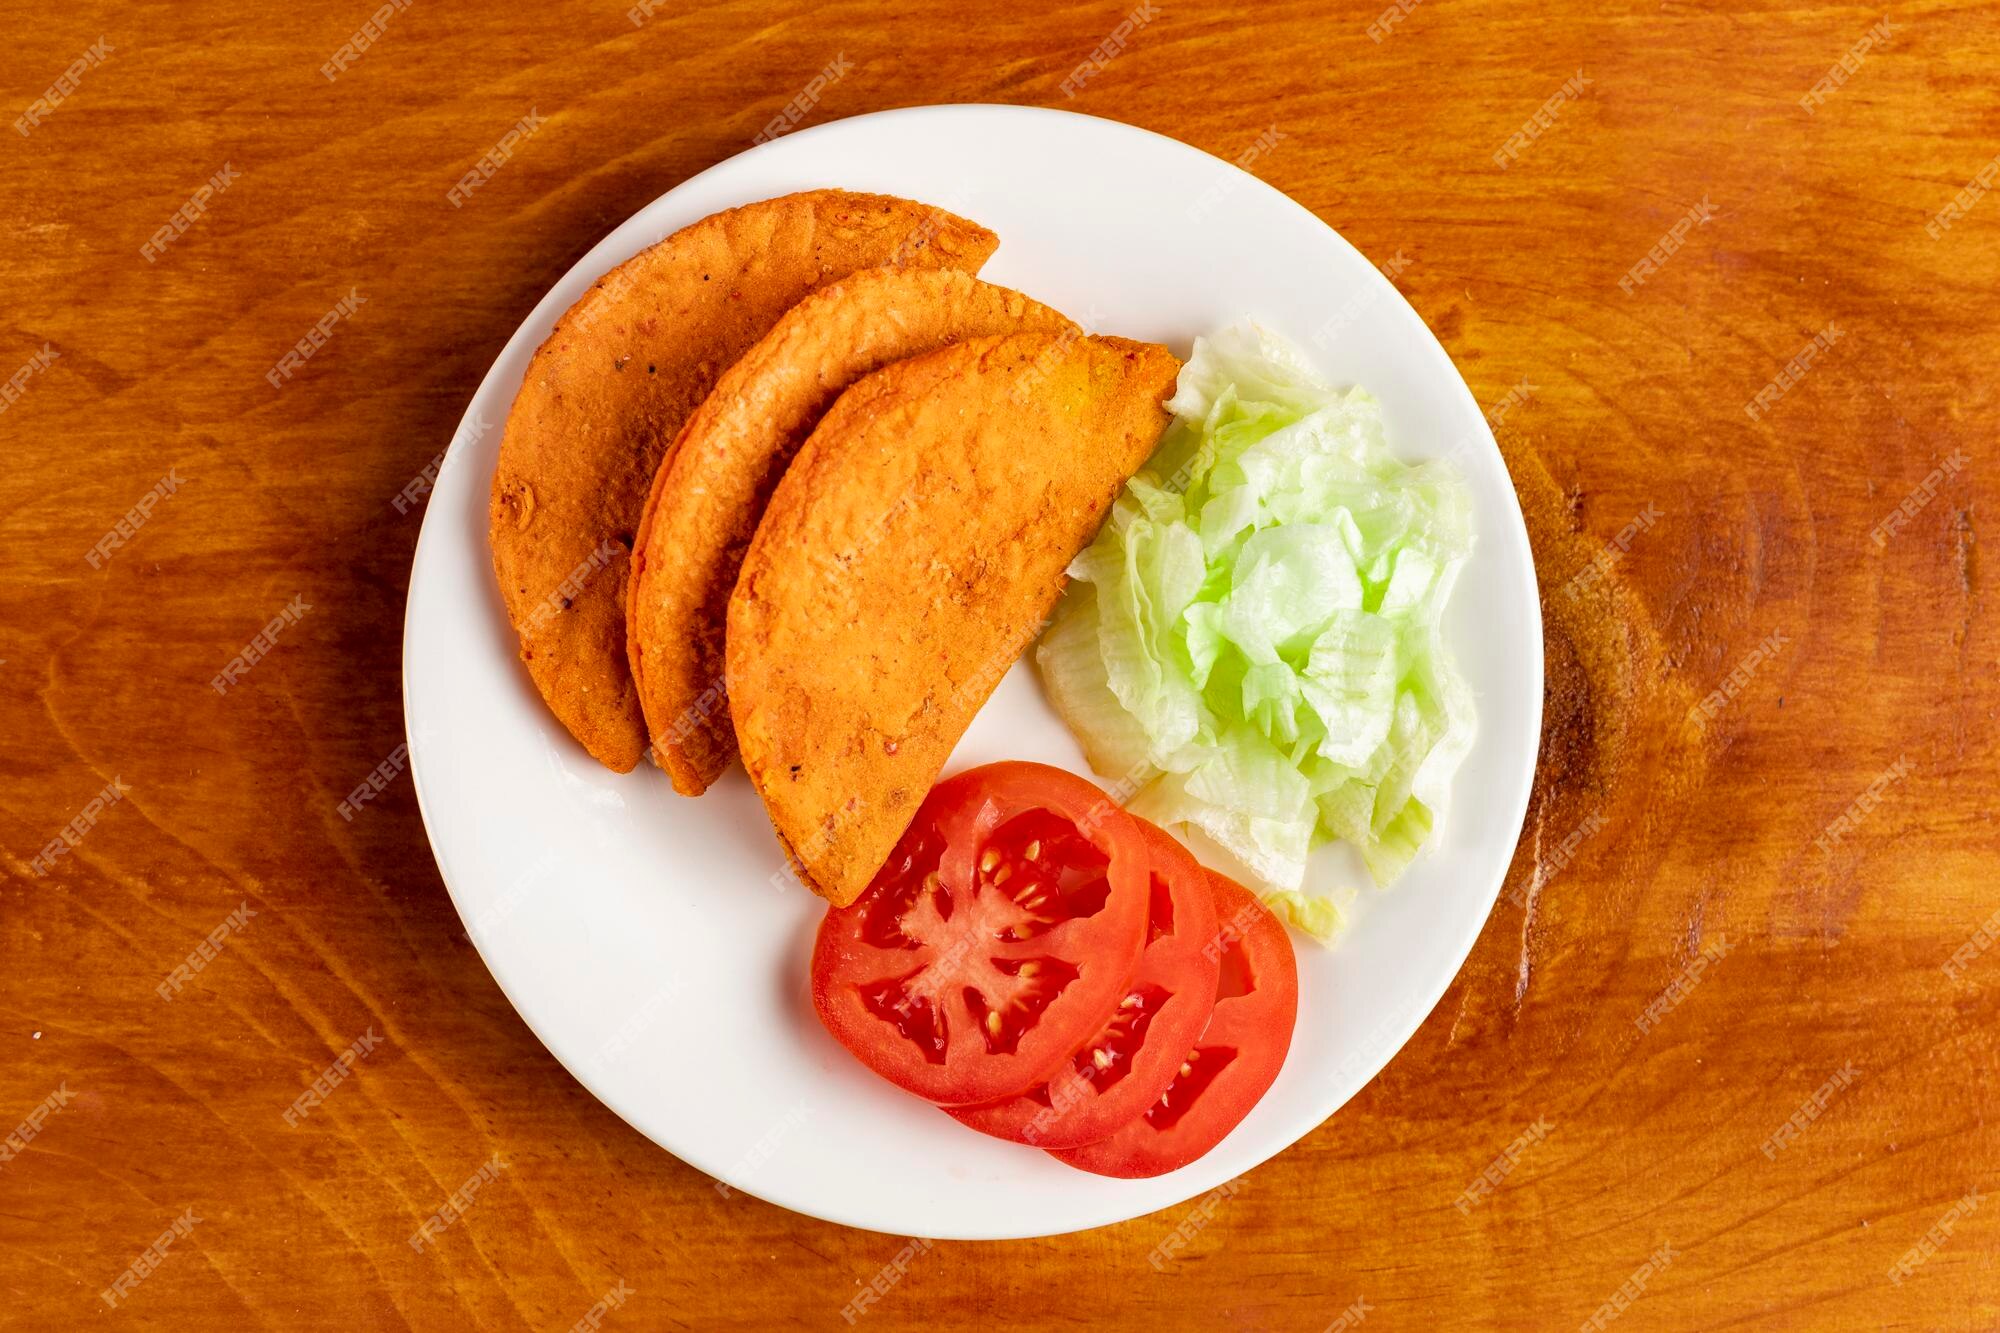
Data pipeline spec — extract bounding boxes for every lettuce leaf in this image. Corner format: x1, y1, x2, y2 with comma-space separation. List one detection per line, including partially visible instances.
1036, 322, 1476, 944
1259, 885, 1359, 946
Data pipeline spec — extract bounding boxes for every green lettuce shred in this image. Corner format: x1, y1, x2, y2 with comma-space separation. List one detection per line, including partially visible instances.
1258, 886, 1359, 946
1036, 323, 1476, 943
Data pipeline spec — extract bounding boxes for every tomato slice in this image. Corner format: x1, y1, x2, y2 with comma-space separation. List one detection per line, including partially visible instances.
810, 762, 1151, 1106
1050, 869, 1298, 1178
946, 819, 1221, 1148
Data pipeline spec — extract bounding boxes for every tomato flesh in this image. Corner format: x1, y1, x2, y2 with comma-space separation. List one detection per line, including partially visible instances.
810, 763, 1150, 1105
947, 820, 1221, 1149
1051, 868, 1299, 1178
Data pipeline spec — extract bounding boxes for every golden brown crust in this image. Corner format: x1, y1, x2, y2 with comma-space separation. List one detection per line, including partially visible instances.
488, 190, 998, 771
627, 268, 1075, 795
726, 332, 1182, 904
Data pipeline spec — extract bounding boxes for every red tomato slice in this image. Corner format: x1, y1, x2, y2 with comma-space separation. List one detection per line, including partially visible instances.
810, 762, 1151, 1106
1051, 869, 1299, 1178
946, 819, 1222, 1148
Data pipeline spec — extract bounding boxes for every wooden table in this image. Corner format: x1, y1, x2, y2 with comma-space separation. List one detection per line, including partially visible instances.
4, 1, 1995, 1327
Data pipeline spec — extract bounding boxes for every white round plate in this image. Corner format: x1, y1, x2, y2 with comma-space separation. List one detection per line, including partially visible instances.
404, 104, 1543, 1239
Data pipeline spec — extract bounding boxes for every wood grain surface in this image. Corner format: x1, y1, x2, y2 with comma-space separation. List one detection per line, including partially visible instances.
3, 1, 1996, 1328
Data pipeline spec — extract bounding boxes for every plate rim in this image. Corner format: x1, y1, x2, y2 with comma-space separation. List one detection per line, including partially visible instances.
402, 101, 1545, 1239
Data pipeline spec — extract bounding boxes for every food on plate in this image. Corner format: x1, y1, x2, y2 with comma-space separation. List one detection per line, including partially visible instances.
728, 332, 1182, 905
1036, 323, 1476, 939
809, 761, 1300, 1173
809, 763, 1152, 1106
947, 819, 1221, 1149
627, 269, 1075, 795
1052, 868, 1298, 1178
489, 190, 998, 772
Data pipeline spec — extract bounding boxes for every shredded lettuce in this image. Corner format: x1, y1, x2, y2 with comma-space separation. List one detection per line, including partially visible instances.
1037, 323, 1475, 942
1259, 885, 1359, 945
